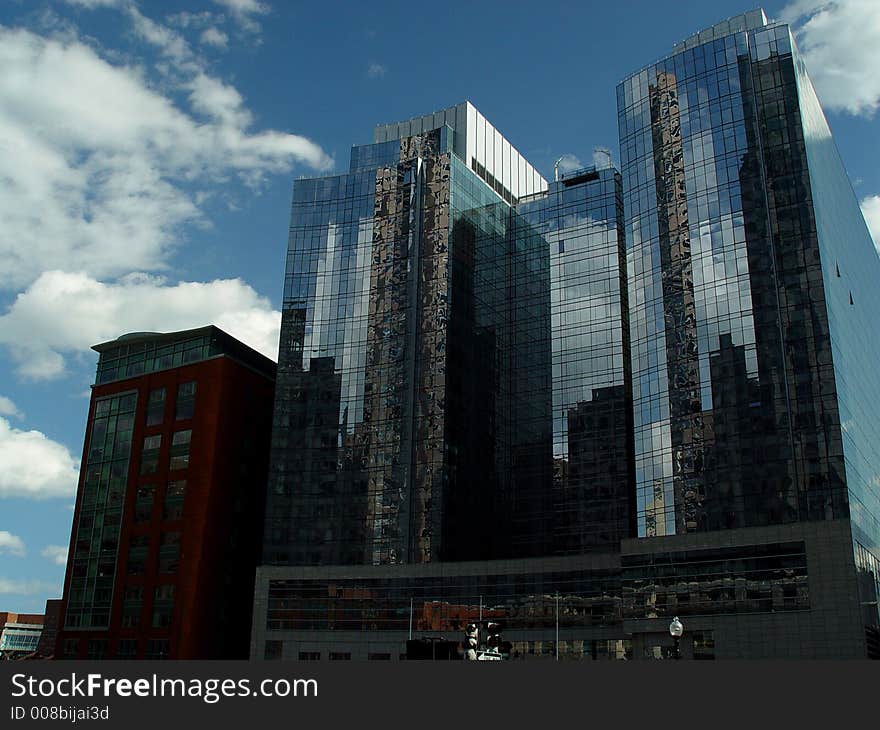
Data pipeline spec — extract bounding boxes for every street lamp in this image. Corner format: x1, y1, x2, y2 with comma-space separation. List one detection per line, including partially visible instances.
668, 616, 683, 660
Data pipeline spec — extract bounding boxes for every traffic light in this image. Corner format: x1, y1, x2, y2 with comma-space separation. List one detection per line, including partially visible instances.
485, 622, 503, 650
484, 622, 511, 658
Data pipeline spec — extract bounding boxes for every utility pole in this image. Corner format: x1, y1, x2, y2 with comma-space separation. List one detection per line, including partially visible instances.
555, 593, 560, 661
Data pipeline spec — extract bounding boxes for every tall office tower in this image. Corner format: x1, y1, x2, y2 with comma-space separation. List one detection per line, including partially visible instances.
517, 167, 635, 552
618, 9, 880, 655
252, 105, 641, 661
264, 102, 555, 566
56, 327, 275, 659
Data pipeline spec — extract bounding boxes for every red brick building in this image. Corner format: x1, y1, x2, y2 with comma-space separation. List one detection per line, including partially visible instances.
33, 599, 62, 658
56, 326, 275, 659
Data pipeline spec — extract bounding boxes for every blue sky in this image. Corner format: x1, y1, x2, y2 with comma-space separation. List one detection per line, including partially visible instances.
0, 0, 878, 613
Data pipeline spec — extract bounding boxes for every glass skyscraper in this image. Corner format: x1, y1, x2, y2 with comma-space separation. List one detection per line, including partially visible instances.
263, 102, 637, 568
252, 10, 879, 659
618, 8, 879, 653
264, 104, 562, 566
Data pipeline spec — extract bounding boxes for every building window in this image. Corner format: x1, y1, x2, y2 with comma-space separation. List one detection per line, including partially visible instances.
169, 430, 192, 471
152, 584, 175, 628
368, 652, 391, 661
329, 652, 351, 661
693, 631, 716, 660
126, 535, 149, 575
158, 532, 180, 574
140, 434, 162, 475
298, 651, 320, 661
264, 641, 283, 660
175, 381, 197, 420
69, 391, 136, 631
121, 585, 143, 628
146, 387, 166, 426
144, 639, 169, 660
163, 480, 186, 521
61, 638, 79, 660
87, 639, 108, 659
116, 639, 138, 659
135, 483, 155, 523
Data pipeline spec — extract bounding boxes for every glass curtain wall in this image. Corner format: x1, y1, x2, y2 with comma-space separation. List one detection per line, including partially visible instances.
516, 168, 635, 553
618, 21, 848, 538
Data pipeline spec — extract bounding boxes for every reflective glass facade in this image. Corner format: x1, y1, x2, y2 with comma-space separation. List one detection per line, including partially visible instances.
618, 15, 847, 537
265, 120, 559, 565
257, 10, 880, 656
252, 519, 863, 659
792, 31, 880, 644
618, 10, 880, 647
265, 107, 639, 566
517, 168, 634, 551
66, 391, 136, 629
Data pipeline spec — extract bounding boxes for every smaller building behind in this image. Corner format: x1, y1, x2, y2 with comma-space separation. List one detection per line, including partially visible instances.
56, 326, 276, 659
0, 612, 44, 660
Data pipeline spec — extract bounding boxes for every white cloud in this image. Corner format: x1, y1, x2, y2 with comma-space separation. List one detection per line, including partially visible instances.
188, 73, 252, 127
0, 25, 331, 290
0, 577, 60, 596
860, 195, 880, 252
0, 417, 79, 498
556, 153, 583, 175
783, 0, 880, 116
41, 545, 69, 566
126, 4, 194, 65
0, 531, 26, 557
211, 0, 269, 33
200, 27, 228, 49
167, 11, 218, 30
0, 270, 280, 380
64, 0, 126, 8
0, 396, 23, 419
367, 62, 386, 79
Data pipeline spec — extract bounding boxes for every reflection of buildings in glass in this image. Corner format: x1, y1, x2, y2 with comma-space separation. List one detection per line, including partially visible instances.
283, 355, 352, 565
564, 386, 632, 550
618, 8, 880, 654
702, 333, 759, 529
649, 68, 705, 535
264, 104, 553, 567
256, 8, 880, 659
620, 9, 853, 537
443, 215, 501, 561
516, 166, 634, 554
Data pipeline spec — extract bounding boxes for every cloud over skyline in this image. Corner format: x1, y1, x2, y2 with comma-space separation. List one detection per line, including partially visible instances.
0, 531, 26, 557
0, 416, 80, 499
0, 23, 331, 291
0, 577, 62, 597
861, 195, 880, 252
784, 0, 880, 117
0, 271, 280, 380
41, 545, 69, 566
